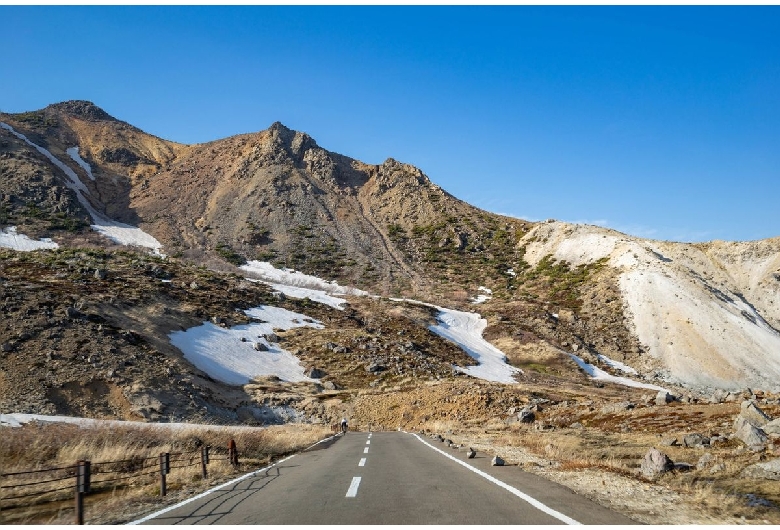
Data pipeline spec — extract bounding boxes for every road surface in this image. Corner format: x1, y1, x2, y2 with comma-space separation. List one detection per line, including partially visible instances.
133, 431, 637, 525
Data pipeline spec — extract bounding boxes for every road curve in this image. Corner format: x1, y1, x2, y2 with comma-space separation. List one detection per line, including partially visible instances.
131, 431, 637, 525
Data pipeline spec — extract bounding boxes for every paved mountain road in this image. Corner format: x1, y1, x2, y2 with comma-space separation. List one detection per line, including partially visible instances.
134, 431, 637, 525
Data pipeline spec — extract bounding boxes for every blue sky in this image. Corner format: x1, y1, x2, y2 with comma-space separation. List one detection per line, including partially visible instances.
2, 6, 778, 243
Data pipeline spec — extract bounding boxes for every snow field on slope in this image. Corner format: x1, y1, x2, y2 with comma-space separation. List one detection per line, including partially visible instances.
245, 278, 348, 311
391, 298, 521, 384
0, 226, 59, 251
66, 146, 95, 180
0, 123, 164, 255
169, 306, 324, 385
431, 307, 522, 384
0, 413, 265, 430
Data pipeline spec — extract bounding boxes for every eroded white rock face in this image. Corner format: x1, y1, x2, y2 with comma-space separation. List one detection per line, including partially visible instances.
520, 221, 780, 392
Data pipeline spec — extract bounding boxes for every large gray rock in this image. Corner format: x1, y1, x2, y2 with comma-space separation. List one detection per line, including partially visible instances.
641, 448, 674, 479
253, 342, 269, 351
764, 418, 780, 436
735, 421, 768, 448
305, 367, 326, 379
683, 433, 709, 448
696, 452, 715, 470
740, 458, 780, 481
518, 409, 535, 423
491, 456, 505, 466
740, 400, 773, 426
655, 391, 675, 406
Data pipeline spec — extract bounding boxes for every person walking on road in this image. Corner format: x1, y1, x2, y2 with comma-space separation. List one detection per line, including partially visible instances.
340, 417, 348, 434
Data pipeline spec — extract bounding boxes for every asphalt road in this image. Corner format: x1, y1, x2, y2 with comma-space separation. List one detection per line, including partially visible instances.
134, 431, 638, 525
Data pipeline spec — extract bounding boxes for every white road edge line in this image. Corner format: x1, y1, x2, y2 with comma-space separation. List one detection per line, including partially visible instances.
346, 476, 362, 497
126, 434, 340, 525
409, 433, 581, 525
359, 458, 367, 467
364, 447, 369, 453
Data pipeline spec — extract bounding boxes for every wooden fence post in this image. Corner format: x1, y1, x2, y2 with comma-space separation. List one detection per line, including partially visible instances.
228, 439, 238, 467
200, 446, 209, 479
75, 460, 90, 525
159, 453, 170, 497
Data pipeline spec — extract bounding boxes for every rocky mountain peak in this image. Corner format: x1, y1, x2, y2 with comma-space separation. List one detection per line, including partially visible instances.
46, 100, 116, 122
264, 122, 319, 159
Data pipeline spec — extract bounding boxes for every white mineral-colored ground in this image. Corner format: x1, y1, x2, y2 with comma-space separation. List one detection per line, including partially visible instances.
521, 221, 780, 392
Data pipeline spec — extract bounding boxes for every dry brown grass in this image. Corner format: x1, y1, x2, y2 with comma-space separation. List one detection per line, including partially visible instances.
0, 421, 330, 524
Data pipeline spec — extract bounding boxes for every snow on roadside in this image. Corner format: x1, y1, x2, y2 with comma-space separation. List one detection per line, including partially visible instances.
0, 413, 264, 430
66, 146, 94, 180
241, 261, 369, 297
568, 354, 669, 392
169, 306, 323, 385
0, 122, 164, 255
0, 226, 59, 251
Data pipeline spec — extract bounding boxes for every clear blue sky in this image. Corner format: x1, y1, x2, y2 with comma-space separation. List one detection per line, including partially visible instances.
2, 6, 778, 243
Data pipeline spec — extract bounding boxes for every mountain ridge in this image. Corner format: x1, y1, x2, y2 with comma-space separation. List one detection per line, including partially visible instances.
1, 100, 779, 399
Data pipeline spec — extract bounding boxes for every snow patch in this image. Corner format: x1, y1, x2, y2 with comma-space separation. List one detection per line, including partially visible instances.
169, 306, 323, 385
241, 261, 369, 297
66, 146, 94, 180
246, 278, 348, 311
0, 226, 58, 251
393, 298, 521, 384
470, 286, 493, 304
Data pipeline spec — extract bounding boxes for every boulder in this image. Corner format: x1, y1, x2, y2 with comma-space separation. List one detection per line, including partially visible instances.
683, 433, 709, 448
253, 342, 269, 352
641, 448, 674, 479
696, 452, 715, 470
518, 409, 535, 423
305, 367, 326, 379
264, 332, 280, 342
740, 400, 773, 426
764, 419, 780, 436
655, 391, 675, 406
740, 458, 780, 481
491, 456, 505, 466
735, 421, 768, 448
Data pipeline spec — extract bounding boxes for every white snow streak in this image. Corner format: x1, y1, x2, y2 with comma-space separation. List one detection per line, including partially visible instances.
596, 354, 638, 375
66, 146, 94, 180
568, 354, 669, 392
0, 226, 58, 251
240, 261, 369, 297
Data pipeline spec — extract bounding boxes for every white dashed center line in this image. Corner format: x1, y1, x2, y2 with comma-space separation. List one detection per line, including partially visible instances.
363, 447, 369, 454
346, 477, 362, 498
359, 457, 367, 467
366, 440, 371, 445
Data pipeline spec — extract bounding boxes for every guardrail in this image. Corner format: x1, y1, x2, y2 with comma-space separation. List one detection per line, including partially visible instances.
0, 439, 242, 524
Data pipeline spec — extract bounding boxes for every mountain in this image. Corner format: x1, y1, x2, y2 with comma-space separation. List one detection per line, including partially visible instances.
1, 100, 780, 423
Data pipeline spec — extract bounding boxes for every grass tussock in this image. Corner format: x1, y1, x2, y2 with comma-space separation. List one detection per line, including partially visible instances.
0, 421, 330, 524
